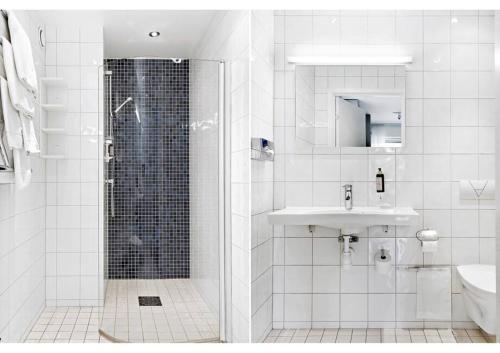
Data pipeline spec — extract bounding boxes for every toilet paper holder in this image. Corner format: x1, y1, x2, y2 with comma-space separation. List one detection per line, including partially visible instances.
416, 228, 439, 244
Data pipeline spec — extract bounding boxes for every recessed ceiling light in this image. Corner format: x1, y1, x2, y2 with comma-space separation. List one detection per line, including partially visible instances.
149, 31, 160, 38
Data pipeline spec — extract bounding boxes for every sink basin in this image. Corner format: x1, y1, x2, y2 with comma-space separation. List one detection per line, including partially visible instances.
268, 206, 419, 231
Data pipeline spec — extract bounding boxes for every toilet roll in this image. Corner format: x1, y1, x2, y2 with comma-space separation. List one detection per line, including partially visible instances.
374, 249, 391, 275
421, 240, 438, 253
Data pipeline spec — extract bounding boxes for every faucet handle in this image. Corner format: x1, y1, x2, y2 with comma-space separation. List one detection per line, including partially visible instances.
343, 184, 352, 191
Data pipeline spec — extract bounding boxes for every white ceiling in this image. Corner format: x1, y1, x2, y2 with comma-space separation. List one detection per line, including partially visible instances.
35, 10, 220, 58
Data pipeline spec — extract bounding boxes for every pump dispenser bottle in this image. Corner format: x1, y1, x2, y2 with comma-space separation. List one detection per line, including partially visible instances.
376, 168, 385, 193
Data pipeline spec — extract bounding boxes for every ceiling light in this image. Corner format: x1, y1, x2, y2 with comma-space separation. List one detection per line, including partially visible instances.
149, 31, 160, 38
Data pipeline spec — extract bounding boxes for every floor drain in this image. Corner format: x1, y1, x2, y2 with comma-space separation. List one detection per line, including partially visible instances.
138, 296, 162, 306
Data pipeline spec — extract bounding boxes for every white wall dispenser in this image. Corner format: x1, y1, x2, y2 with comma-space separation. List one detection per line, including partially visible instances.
416, 229, 439, 253
374, 248, 391, 275
459, 180, 495, 200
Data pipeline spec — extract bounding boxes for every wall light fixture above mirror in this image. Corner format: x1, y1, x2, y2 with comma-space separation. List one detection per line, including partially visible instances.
288, 56, 413, 66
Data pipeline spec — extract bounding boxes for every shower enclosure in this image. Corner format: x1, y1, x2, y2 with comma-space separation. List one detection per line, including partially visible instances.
99, 58, 226, 343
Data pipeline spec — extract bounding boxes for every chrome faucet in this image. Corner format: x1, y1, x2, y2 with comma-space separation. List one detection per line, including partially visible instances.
343, 184, 353, 210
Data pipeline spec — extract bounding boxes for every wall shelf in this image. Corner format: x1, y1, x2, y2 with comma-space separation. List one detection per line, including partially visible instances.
39, 77, 67, 159
41, 104, 66, 112
40, 77, 68, 88
0, 170, 14, 183
42, 128, 65, 134
40, 154, 65, 160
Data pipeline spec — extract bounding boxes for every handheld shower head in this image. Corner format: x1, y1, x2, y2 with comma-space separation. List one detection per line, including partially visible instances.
113, 97, 141, 124
114, 97, 133, 114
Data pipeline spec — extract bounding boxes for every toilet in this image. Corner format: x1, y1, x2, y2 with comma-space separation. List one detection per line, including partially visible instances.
456, 264, 496, 335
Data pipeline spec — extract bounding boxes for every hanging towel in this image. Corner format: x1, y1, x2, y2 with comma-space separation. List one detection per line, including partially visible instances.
12, 147, 31, 190
0, 49, 11, 169
19, 112, 39, 153
0, 53, 6, 79
0, 76, 22, 149
416, 267, 451, 321
6, 11, 38, 95
0, 12, 9, 41
0, 36, 34, 116
0, 122, 11, 169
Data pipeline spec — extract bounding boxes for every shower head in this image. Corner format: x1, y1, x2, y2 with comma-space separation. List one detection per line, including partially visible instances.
114, 97, 133, 114
114, 97, 141, 124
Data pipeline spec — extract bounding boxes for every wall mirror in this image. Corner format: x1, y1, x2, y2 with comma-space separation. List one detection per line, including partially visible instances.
295, 64, 406, 148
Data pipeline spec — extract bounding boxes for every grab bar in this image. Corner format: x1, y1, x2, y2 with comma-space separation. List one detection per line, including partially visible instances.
397, 265, 450, 271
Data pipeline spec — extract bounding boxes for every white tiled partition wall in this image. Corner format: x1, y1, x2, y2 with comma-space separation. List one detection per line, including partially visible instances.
250, 10, 274, 343
0, 11, 46, 342
194, 11, 251, 342
272, 10, 495, 331
44, 24, 104, 307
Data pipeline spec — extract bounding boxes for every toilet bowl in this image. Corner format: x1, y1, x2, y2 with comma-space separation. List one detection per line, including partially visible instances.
456, 264, 496, 335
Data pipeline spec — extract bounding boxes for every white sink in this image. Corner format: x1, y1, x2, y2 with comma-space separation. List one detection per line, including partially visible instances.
268, 206, 419, 232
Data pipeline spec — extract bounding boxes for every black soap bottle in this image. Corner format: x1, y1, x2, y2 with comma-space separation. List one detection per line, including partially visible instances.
376, 168, 385, 193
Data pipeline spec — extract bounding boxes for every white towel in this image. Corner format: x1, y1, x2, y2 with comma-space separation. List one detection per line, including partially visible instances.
0, 53, 6, 79
6, 11, 38, 95
1, 77, 31, 189
0, 56, 12, 168
416, 267, 451, 321
19, 112, 39, 153
12, 147, 31, 190
0, 109, 12, 169
0, 76, 23, 149
0, 12, 9, 40
0, 36, 35, 116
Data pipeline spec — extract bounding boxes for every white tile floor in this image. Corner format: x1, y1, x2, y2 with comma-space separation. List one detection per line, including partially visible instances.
25, 306, 106, 343
264, 328, 496, 343
25, 279, 219, 343
99, 279, 219, 343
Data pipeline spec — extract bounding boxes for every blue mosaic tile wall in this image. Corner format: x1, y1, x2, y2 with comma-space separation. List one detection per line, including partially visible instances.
105, 59, 190, 279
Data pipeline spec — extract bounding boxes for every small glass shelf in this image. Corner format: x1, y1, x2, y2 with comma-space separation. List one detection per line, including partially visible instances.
41, 104, 65, 112
40, 77, 68, 88
0, 170, 14, 183
40, 154, 65, 160
41, 128, 65, 134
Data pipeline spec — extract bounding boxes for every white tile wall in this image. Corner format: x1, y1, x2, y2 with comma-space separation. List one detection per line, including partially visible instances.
194, 10, 251, 343
0, 11, 46, 342
44, 24, 103, 307
250, 10, 274, 343
272, 10, 495, 331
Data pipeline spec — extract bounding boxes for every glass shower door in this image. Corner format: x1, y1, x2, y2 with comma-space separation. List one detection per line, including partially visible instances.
99, 58, 224, 343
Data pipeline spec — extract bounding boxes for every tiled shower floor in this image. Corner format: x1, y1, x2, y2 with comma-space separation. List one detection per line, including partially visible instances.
99, 279, 218, 342
264, 328, 496, 343
25, 279, 219, 343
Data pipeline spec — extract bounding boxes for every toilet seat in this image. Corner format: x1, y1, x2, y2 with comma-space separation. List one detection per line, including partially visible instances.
457, 265, 495, 295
